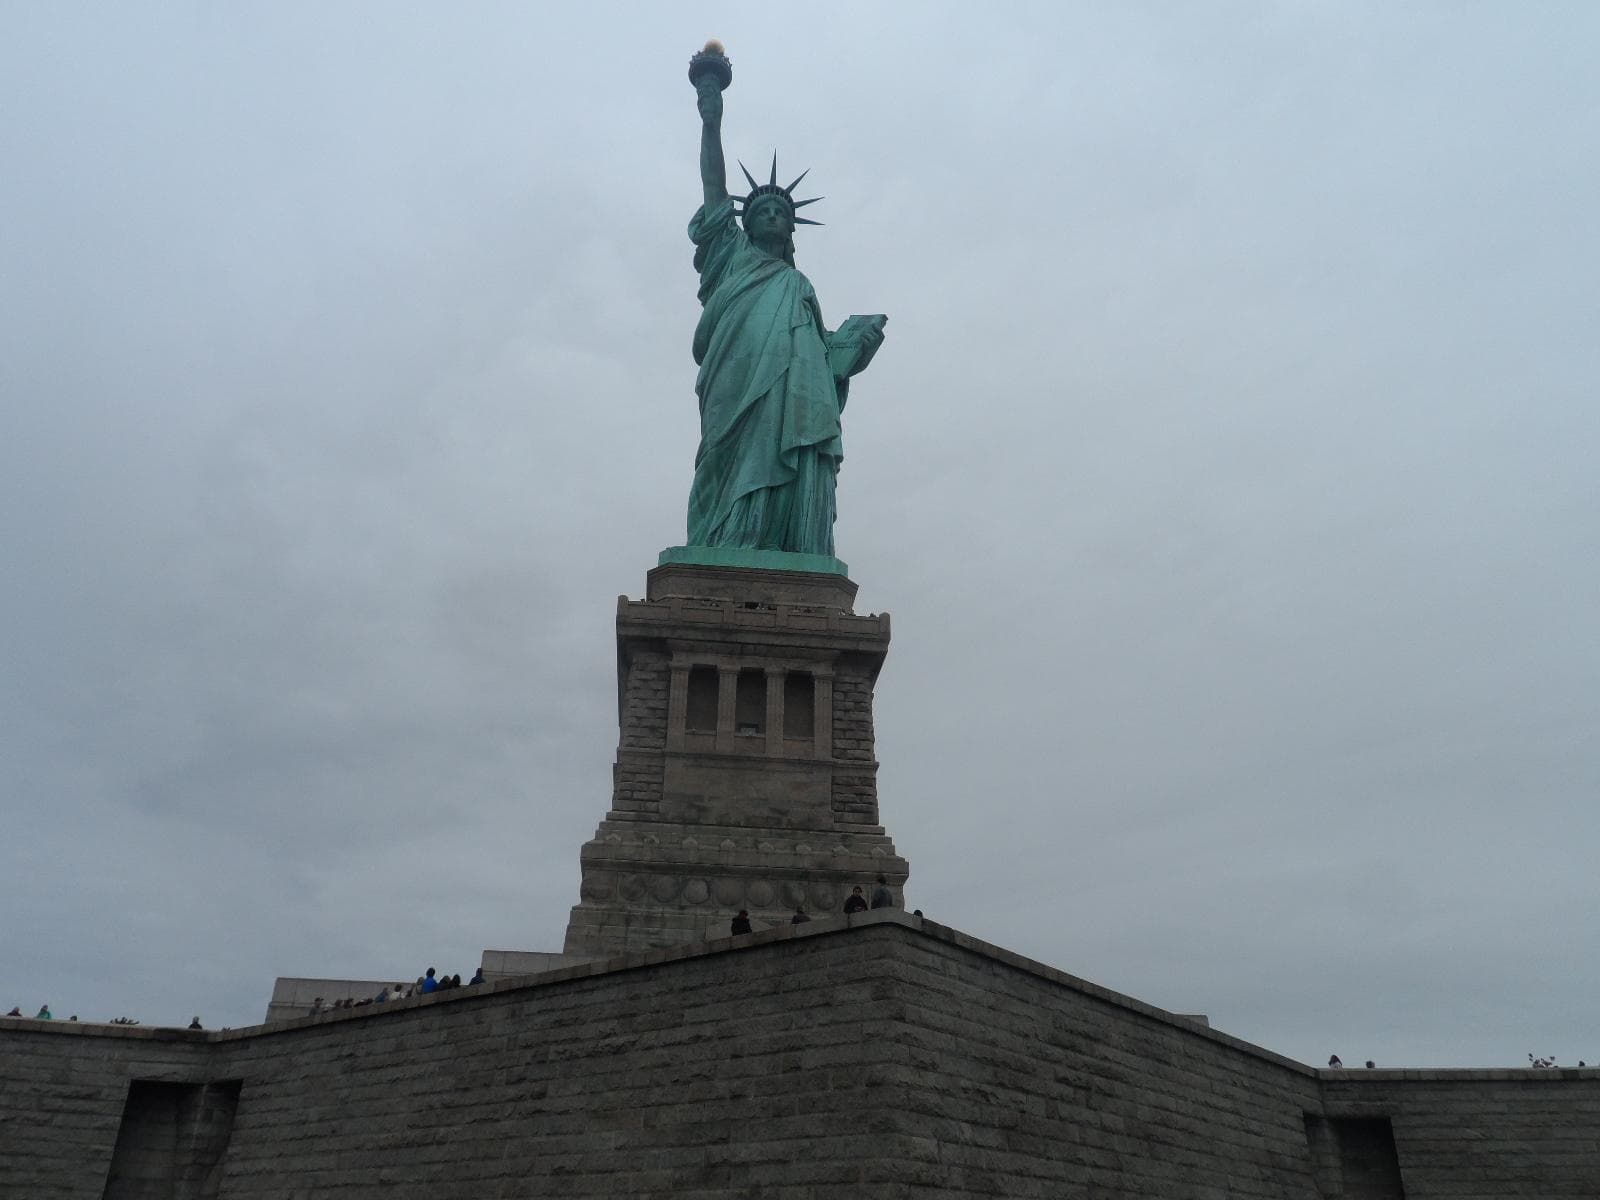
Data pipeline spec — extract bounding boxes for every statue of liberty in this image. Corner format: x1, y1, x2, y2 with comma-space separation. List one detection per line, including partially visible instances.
681, 44, 886, 562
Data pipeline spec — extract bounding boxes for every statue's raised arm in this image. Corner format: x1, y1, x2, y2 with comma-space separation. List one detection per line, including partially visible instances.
696, 77, 727, 210
676, 42, 886, 565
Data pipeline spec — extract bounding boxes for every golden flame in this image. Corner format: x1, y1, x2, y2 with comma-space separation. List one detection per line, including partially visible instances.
703, 39, 725, 55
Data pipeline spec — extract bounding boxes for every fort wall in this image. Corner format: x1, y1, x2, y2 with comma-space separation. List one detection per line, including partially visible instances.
4, 913, 1596, 1198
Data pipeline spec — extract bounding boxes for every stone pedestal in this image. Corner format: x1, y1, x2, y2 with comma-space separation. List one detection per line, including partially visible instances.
562, 561, 908, 957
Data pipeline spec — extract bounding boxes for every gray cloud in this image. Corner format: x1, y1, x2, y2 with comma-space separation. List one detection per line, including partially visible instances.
3, 3, 1596, 1066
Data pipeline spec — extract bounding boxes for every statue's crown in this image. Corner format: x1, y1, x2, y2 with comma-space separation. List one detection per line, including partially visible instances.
735, 154, 824, 227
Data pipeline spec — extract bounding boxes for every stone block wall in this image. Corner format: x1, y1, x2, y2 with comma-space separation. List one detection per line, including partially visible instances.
612, 645, 668, 816
1320, 1072, 1600, 1197
830, 656, 882, 825
0, 1024, 214, 1198
216, 930, 926, 1198
4, 922, 921, 1198
874, 922, 1327, 1197
7, 915, 1599, 1199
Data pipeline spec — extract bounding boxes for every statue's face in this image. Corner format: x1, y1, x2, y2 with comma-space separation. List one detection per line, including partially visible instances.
744, 196, 793, 241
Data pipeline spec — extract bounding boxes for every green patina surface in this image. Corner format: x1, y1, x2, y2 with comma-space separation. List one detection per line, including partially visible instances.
658, 545, 849, 576
680, 45, 885, 564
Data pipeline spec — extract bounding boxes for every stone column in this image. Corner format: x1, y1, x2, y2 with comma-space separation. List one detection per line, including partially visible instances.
715, 665, 737, 753
814, 671, 834, 759
765, 669, 784, 756
666, 663, 689, 752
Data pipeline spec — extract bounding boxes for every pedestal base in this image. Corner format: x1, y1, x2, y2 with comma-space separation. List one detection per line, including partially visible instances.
564, 818, 904, 950
658, 545, 849, 576
562, 562, 907, 958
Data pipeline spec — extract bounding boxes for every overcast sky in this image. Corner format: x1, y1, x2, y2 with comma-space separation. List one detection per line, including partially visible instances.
3, 3, 1596, 1067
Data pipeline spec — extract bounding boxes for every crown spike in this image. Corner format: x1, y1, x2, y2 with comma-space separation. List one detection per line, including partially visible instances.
792, 196, 824, 209
793, 217, 824, 226
769, 152, 778, 186
784, 168, 810, 194
738, 160, 759, 192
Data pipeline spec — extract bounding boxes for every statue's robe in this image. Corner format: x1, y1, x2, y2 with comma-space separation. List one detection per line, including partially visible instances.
686, 197, 846, 556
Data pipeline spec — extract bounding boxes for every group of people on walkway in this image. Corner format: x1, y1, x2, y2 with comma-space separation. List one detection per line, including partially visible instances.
7, 1004, 93, 1022
7, 1005, 63, 1020
7, 1006, 159, 1027
18, 962, 503, 1030
308, 966, 488, 1015
730, 875, 900, 936
415, 966, 486, 994
842, 875, 896, 915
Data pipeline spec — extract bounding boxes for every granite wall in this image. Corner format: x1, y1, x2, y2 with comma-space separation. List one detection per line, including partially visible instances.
1321, 1071, 1600, 1197
4, 913, 1597, 1199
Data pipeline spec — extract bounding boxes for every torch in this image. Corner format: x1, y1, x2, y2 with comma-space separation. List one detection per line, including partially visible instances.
687, 39, 732, 91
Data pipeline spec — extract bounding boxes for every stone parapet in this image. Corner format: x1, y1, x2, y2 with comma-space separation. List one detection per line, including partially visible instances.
263, 977, 409, 1023
647, 559, 859, 607
618, 594, 890, 654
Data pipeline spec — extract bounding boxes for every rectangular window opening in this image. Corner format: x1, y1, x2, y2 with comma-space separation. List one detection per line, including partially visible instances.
1304, 1114, 1406, 1199
686, 666, 719, 732
783, 671, 815, 739
102, 1080, 243, 1200
735, 669, 765, 735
